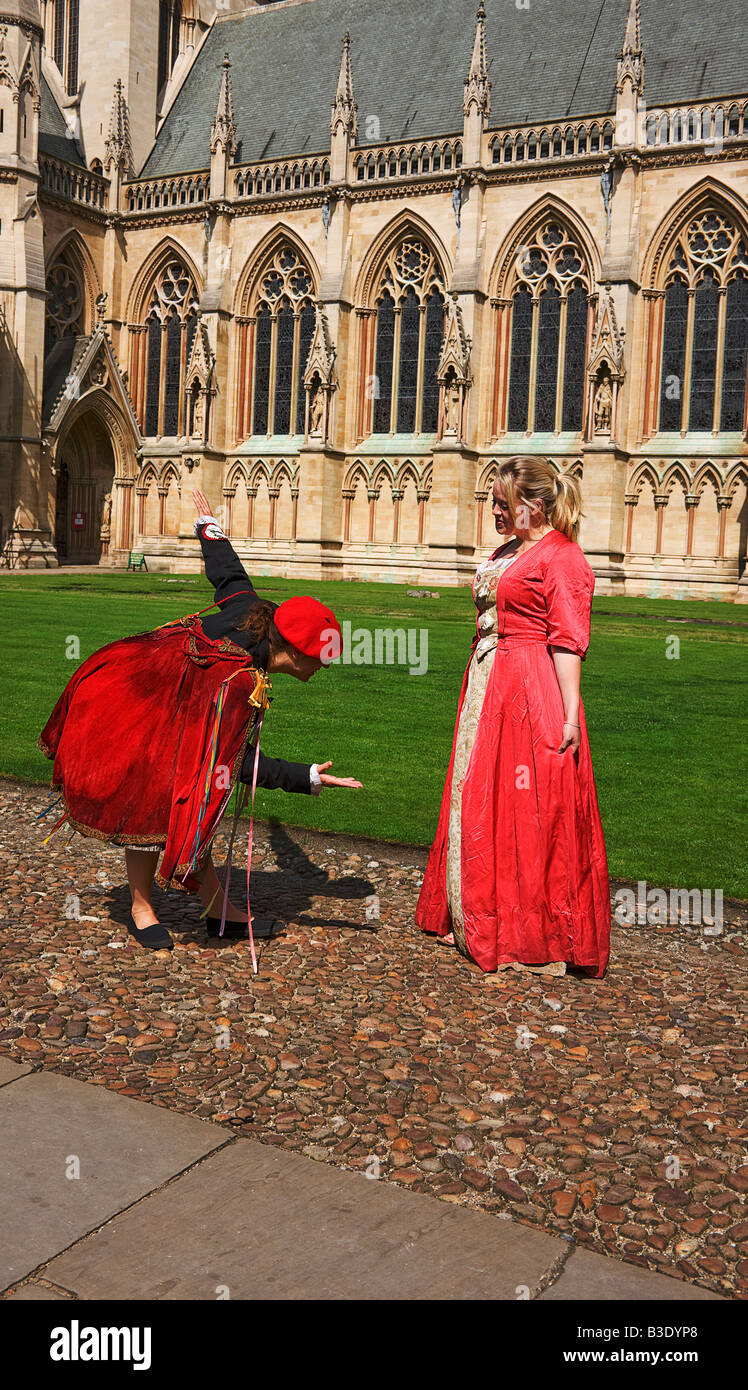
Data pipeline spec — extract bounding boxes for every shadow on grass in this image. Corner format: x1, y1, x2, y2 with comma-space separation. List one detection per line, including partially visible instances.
102, 821, 377, 947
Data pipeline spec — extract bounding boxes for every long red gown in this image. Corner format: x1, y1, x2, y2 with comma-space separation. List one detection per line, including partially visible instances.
38, 616, 268, 894
415, 529, 610, 977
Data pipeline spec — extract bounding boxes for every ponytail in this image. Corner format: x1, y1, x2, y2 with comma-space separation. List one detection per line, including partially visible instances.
550, 471, 582, 541
235, 599, 288, 652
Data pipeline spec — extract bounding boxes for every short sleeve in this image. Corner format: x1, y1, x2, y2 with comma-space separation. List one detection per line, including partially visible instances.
543, 542, 595, 658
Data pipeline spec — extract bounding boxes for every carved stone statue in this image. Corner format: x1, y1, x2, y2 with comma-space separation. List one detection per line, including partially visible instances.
192, 392, 205, 438
100, 491, 112, 540
601, 162, 613, 236
593, 373, 614, 435
444, 377, 461, 434
310, 383, 325, 436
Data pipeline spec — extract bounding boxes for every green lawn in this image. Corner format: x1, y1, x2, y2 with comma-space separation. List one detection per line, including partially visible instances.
1, 570, 746, 896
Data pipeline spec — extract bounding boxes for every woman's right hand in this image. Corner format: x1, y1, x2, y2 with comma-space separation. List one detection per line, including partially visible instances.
192, 487, 214, 518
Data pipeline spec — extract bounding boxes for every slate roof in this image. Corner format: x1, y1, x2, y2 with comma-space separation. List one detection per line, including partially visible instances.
140, 0, 748, 177
39, 76, 86, 166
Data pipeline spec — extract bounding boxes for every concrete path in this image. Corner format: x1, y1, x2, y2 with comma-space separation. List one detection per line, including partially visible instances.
0, 1062, 721, 1302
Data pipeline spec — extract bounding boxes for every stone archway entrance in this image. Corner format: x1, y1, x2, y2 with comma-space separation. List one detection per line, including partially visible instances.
54, 412, 116, 565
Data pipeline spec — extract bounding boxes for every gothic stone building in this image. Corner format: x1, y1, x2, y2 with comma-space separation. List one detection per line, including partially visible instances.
2, 0, 747, 597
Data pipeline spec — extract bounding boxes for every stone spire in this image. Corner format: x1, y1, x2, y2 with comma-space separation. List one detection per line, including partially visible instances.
616, 0, 644, 96
210, 54, 237, 158
330, 31, 356, 183
103, 79, 134, 211
462, 2, 490, 165
331, 31, 357, 139
463, 1, 491, 120
104, 79, 134, 177
210, 54, 237, 200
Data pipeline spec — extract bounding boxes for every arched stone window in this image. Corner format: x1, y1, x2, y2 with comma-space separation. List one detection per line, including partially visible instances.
47, 0, 80, 95
658, 211, 748, 433
247, 243, 316, 438
45, 256, 83, 354
370, 238, 445, 435
158, 0, 182, 92
504, 221, 591, 434
140, 260, 199, 439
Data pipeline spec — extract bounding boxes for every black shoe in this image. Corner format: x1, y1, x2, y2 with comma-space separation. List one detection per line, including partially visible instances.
128, 916, 174, 951
205, 914, 277, 940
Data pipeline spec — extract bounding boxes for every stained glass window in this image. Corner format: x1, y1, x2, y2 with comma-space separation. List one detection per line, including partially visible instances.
296, 302, 316, 436
158, 2, 170, 91
562, 284, 588, 432
534, 285, 560, 432
53, 0, 65, 73
422, 289, 445, 433
504, 222, 590, 434
657, 212, 748, 433
248, 243, 315, 437
145, 319, 162, 439
66, 0, 79, 95
373, 292, 395, 432
171, 1, 182, 68
51, 1, 80, 96
659, 280, 688, 430
273, 302, 295, 435
140, 259, 198, 438
721, 271, 748, 431
688, 270, 720, 431
397, 289, 421, 433
163, 314, 182, 436
253, 306, 271, 435
45, 259, 83, 351
507, 287, 533, 432
157, 1, 181, 90
370, 239, 444, 434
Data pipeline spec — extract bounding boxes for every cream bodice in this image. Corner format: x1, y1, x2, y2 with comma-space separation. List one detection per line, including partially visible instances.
472, 549, 520, 661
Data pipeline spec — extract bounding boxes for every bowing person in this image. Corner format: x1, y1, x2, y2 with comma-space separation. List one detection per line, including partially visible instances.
39, 487, 361, 952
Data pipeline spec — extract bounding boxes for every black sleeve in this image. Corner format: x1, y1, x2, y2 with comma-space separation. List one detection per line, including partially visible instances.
240, 747, 313, 794
196, 520, 259, 617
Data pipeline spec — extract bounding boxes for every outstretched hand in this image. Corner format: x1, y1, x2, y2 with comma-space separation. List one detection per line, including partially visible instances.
193, 487, 214, 518
316, 760, 363, 790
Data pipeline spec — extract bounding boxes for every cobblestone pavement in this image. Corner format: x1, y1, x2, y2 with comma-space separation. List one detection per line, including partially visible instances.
1, 779, 746, 1299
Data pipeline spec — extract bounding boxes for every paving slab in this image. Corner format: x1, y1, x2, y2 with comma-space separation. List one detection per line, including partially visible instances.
0, 1071, 227, 1291
46, 1137, 564, 1300
0, 1057, 32, 1087
539, 1249, 724, 1301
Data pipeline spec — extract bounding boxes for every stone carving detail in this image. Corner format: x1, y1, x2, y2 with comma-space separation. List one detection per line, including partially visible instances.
303, 304, 337, 444
184, 313, 216, 443
437, 295, 472, 441
593, 373, 614, 435
586, 285, 625, 442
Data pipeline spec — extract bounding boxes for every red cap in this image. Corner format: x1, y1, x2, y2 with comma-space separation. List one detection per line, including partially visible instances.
275, 596, 342, 662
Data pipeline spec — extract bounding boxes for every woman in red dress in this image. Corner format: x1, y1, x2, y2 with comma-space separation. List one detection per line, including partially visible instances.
39, 488, 361, 952
416, 456, 610, 978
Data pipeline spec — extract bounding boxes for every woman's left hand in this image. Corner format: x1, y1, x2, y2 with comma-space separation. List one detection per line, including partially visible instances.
192, 487, 214, 518
558, 721, 581, 754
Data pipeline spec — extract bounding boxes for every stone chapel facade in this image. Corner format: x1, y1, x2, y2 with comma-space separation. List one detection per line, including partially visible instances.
1, 0, 747, 597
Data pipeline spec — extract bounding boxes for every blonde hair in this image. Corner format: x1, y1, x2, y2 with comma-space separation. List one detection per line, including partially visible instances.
495, 456, 582, 541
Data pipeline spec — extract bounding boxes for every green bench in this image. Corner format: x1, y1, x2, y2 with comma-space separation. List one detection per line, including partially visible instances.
126, 552, 148, 572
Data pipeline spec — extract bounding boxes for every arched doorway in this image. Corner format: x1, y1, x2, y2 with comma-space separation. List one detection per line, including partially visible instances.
54, 412, 116, 564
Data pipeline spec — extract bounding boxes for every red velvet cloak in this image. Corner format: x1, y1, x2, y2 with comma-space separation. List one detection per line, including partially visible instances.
38, 617, 267, 893
415, 530, 611, 977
